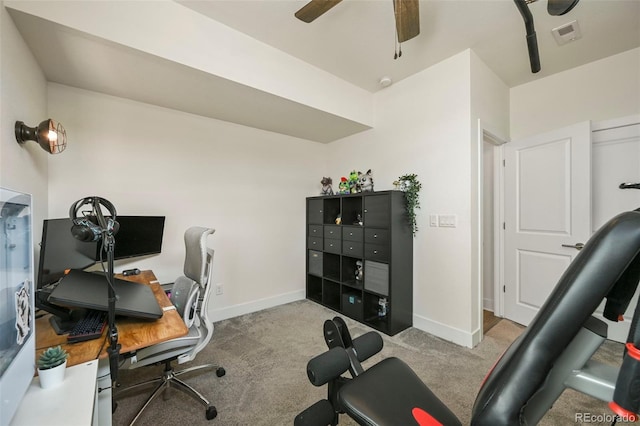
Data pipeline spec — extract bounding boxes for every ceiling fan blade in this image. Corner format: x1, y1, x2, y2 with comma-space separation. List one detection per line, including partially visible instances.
394, 0, 420, 43
295, 0, 343, 23
547, 0, 580, 16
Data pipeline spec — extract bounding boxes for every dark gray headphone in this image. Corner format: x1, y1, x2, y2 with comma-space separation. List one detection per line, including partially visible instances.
69, 196, 119, 242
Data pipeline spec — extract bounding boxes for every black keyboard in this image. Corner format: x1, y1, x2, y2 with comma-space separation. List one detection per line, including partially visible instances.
67, 310, 108, 343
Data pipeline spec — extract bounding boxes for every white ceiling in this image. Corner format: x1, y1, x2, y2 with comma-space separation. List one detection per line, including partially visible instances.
178, 0, 640, 92
6, 1, 639, 143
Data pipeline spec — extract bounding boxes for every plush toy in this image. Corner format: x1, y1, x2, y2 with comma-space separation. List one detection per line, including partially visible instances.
359, 169, 374, 192
348, 170, 359, 193
355, 260, 363, 282
321, 177, 334, 195
338, 177, 349, 194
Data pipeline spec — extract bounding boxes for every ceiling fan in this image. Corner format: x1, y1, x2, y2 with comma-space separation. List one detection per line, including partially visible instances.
295, 0, 420, 44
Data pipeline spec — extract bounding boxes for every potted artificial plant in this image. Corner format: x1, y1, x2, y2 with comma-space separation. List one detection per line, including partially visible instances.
37, 345, 68, 389
396, 174, 422, 237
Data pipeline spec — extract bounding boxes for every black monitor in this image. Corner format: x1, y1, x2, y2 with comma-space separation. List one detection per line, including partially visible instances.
36, 218, 98, 332
99, 216, 165, 261
37, 218, 97, 290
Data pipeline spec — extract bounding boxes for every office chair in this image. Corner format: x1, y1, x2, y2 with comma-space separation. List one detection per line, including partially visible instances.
296, 210, 640, 425
116, 226, 225, 424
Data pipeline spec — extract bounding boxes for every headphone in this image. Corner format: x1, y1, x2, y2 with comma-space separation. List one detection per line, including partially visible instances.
69, 196, 119, 242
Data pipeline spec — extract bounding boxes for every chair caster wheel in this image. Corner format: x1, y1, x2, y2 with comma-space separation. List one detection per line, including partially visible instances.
216, 367, 226, 377
206, 405, 217, 420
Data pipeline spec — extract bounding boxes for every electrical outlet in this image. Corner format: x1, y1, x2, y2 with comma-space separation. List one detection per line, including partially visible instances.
215, 284, 223, 295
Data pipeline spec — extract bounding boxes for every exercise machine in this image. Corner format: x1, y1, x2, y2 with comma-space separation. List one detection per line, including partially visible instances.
296, 210, 640, 425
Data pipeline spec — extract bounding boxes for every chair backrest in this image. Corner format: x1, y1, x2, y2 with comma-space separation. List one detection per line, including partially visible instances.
471, 211, 640, 424
183, 226, 215, 287
170, 226, 216, 364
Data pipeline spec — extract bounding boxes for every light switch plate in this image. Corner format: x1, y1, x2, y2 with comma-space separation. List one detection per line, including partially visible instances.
439, 214, 457, 228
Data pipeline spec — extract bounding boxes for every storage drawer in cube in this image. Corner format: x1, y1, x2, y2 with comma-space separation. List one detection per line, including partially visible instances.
342, 292, 363, 321
364, 228, 389, 245
308, 224, 323, 237
324, 239, 341, 254
363, 195, 390, 227
308, 250, 323, 276
343, 226, 363, 242
308, 199, 324, 224
364, 260, 389, 296
343, 241, 363, 258
324, 225, 342, 240
364, 243, 389, 262
308, 236, 322, 250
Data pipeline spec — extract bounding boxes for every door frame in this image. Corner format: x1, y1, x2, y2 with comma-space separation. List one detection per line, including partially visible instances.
477, 120, 508, 333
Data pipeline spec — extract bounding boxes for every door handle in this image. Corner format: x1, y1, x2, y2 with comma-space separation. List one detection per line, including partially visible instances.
562, 243, 584, 250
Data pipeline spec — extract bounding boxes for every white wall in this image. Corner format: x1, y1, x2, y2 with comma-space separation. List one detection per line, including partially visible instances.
322, 50, 508, 347
46, 84, 327, 321
325, 51, 478, 345
0, 2, 49, 236
511, 48, 640, 140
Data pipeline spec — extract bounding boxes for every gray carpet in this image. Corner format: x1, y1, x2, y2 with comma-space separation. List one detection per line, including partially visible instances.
113, 300, 623, 426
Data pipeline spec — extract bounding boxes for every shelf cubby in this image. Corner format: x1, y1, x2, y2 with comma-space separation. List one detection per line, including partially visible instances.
323, 279, 341, 310
342, 196, 363, 226
323, 253, 341, 282
307, 275, 322, 303
341, 256, 363, 289
323, 197, 341, 225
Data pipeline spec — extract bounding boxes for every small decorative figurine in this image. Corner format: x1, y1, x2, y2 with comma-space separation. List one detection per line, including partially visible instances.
321, 177, 334, 195
355, 260, 363, 282
378, 297, 388, 318
359, 169, 374, 192
348, 170, 359, 193
338, 177, 349, 194
335, 214, 342, 225
355, 213, 363, 226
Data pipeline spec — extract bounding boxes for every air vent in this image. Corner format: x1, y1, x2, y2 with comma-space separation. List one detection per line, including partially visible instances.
552, 20, 582, 45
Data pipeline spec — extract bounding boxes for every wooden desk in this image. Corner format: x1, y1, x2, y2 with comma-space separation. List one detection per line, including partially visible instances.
35, 270, 188, 367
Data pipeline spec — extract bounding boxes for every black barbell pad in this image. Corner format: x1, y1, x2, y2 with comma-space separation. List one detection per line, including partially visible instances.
307, 346, 350, 387
293, 399, 334, 426
352, 331, 383, 362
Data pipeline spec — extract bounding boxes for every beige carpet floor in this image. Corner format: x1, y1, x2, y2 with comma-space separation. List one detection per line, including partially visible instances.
113, 300, 623, 426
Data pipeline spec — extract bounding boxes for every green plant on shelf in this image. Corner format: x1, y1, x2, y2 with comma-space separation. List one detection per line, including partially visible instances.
37, 345, 68, 370
396, 173, 422, 237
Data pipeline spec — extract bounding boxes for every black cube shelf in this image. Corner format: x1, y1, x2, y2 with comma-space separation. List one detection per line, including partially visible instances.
305, 191, 413, 335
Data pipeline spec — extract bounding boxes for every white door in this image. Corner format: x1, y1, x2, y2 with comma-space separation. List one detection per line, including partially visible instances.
504, 121, 591, 326
591, 120, 640, 342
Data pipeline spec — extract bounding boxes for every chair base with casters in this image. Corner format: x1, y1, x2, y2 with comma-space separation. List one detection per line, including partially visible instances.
116, 358, 226, 424
296, 211, 640, 425
115, 226, 222, 424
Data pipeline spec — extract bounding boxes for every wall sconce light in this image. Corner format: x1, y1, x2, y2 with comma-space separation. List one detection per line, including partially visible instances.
15, 119, 67, 154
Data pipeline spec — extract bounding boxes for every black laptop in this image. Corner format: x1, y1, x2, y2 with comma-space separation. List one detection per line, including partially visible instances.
48, 269, 163, 319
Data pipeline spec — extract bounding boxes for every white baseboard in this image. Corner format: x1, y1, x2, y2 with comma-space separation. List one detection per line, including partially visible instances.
209, 289, 306, 322
413, 312, 480, 348
211, 293, 485, 348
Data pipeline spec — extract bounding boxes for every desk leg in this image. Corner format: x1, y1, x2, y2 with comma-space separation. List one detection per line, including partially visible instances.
97, 358, 113, 426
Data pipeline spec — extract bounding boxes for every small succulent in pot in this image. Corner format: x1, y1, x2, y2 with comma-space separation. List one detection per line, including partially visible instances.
37, 345, 68, 370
